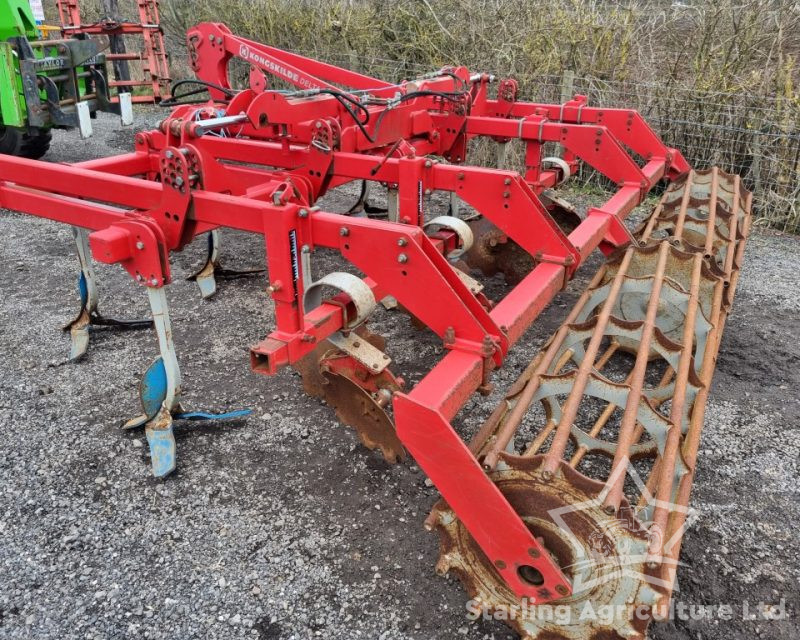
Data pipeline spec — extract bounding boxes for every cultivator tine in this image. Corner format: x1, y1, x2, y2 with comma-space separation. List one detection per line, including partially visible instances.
63, 227, 152, 361
432, 168, 751, 637
347, 180, 389, 217
123, 287, 251, 477
187, 230, 265, 299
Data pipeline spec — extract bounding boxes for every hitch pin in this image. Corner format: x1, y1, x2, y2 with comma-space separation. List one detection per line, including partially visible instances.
192, 113, 249, 136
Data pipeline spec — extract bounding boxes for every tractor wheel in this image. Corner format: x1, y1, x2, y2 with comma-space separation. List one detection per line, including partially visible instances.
0, 126, 52, 159
0, 126, 23, 156
20, 128, 52, 159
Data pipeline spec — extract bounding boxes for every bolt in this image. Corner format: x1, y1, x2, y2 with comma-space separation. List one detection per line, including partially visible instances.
298, 208, 309, 218
555, 585, 569, 596
136, 241, 145, 250
165, 150, 174, 159
136, 274, 144, 282
424, 188, 432, 195
425, 159, 433, 168
397, 253, 408, 263
339, 227, 349, 237
528, 548, 541, 559
457, 172, 465, 180
174, 177, 184, 188
504, 177, 511, 185
149, 278, 159, 286
503, 190, 510, 198
397, 238, 408, 247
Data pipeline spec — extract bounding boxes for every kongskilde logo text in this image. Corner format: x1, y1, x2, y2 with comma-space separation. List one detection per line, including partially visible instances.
238, 44, 314, 88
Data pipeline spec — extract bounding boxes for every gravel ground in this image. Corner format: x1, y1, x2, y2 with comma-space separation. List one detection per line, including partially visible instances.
0, 111, 798, 640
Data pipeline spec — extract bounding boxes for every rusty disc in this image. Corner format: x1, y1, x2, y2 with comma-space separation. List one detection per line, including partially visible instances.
464, 217, 534, 285
320, 369, 405, 464
541, 190, 583, 235
293, 326, 404, 464
294, 325, 386, 399
430, 455, 663, 639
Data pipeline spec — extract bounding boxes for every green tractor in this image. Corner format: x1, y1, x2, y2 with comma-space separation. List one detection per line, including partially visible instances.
0, 0, 131, 158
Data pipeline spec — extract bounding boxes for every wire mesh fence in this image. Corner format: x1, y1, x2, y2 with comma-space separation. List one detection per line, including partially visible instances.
306, 53, 800, 232
167, 46, 800, 233
556, 73, 800, 233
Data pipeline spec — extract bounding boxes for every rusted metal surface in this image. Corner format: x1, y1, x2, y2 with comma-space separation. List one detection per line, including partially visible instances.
432, 168, 752, 638
432, 456, 659, 639
464, 217, 535, 284
295, 325, 405, 463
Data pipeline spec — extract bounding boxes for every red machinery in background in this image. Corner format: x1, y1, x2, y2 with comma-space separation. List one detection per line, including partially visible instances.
0, 22, 751, 640
56, 0, 170, 103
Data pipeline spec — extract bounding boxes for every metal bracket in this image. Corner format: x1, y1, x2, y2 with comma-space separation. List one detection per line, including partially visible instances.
328, 330, 391, 373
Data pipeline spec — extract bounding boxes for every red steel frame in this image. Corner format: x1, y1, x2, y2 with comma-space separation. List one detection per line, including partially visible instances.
56, 0, 171, 103
0, 22, 689, 604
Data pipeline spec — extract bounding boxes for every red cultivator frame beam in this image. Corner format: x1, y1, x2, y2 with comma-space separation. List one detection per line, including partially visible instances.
0, 21, 703, 620
56, 0, 171, 103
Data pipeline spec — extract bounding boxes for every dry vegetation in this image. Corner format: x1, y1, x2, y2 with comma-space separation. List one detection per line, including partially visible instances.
80, 0, 800, 230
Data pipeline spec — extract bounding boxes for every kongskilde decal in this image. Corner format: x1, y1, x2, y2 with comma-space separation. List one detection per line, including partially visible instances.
239, 44, 315, 89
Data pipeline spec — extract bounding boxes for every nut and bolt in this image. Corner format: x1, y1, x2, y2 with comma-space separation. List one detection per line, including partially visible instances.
339, 227, 350, 237
298, 208, 309, 218
397, 253, 408, 264
149, 278, 159, 286
397, 238, 408, 247
136, 241, 145, 250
